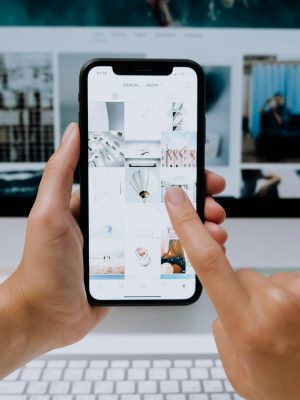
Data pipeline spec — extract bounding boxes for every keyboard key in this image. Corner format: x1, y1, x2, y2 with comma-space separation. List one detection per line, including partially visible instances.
69, 360, 88, 368
42, 368, 63, 381
234, 395, 247, 400
132, 360, 151, 368
0, 382, 26, 394
98, 396, 118, 400
190, 368, 209, 380
90, 360, 109, 368
21, 368, 42, 381
85, 368, 104, 380
174, 360, 193, 368
116, 381, 135, 394
211, 368, 227, 379
128, 368, 146, 380
52, 396, 73, 400
72, 381, 92, 394
149, 368, 167, 380
27, 381, 48, 394
0, 397, 27, 400
166, 395, 186, 400
3, 370, 20, 381
144, 396, 163, 400
75, 396, 96, 400
30, 396, 50, 400
121, 395, 141, 400
138, 381, 157, 394
215, 359, 223, 367
111, 360, 130, 368
211, 395, 231, 400
181, 380, 201, 393
49, 381, 70, 394
160, 380, 180, 393
153, 360, 171, 368
169, 368, 188, 380
202, 380, 223, 393
224, 380, 234, 393
47, 360, 67, 368
106, 368, 125, 380
95, 382, 114, 394
64, 368, 84, 381
189, 396, 208, 400
26, 360, 46, 368
194, 359, 213, 368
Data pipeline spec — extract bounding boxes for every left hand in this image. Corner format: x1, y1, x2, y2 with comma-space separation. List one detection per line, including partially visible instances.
3, 123, 108, 353
1, 122, 227, 365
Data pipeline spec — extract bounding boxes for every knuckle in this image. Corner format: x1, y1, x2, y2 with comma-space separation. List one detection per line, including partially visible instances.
236, 267, 250, 277
29, 206, 63, 231
262, 286, 295, 321
179, 209, 199, 230
235, 267, 254, 280
195, 244, 224, 276
29, 207, 51, 226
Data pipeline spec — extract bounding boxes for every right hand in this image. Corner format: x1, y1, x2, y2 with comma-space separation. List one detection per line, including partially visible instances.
165, 186, 300, 400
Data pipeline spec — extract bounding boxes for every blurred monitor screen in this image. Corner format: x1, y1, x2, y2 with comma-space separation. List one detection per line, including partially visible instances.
0, 1, 300, 216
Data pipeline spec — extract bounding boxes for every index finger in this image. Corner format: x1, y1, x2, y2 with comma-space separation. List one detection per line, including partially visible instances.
165, 186, 249, 328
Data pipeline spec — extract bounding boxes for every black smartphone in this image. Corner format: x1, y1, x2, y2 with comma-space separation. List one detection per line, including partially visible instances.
79, 59, 205, 306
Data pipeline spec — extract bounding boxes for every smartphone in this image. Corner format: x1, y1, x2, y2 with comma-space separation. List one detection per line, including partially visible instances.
79, 59, 205, 306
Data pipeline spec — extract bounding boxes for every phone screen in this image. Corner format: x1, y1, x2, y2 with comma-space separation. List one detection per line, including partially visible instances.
87, 65, 199, 301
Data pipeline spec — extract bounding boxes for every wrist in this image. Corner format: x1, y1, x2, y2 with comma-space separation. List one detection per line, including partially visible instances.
0, 270, 55, 377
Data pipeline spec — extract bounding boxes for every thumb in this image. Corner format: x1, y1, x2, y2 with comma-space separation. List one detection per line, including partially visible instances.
34, 123, 80, 211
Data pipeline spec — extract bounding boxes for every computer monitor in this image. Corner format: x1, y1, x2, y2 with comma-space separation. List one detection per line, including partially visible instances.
0, 1, 300, 218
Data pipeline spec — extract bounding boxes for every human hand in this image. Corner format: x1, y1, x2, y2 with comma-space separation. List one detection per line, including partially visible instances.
0, 123, 227, 378
165, 186, 300, 400
3, 123, 108, 357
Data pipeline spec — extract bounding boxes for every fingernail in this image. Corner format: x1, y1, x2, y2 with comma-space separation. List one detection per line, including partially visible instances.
62, 122, 77, 143
165, 186, 187, 205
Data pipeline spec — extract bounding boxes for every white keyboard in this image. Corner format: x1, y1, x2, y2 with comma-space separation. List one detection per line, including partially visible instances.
0, 355, 245, 400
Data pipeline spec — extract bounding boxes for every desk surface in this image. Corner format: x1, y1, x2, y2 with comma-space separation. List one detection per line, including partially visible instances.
50, 333, 218, 355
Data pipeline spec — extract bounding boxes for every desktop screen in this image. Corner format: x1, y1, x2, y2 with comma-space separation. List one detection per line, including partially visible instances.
0, 1, 300, 216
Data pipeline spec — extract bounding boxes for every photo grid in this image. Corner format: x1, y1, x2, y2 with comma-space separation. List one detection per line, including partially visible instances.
88, 100, 197, 281
2, 46, 300, 213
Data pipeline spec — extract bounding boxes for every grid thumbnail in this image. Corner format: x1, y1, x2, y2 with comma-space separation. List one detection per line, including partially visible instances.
0, 53, 54, 162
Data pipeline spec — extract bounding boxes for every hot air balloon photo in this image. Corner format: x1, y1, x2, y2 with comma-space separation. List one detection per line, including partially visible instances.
126, 167, 160, 203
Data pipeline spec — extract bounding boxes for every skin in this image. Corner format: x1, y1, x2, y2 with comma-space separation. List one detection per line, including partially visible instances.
0, 122, 226, 379
260, 95, 285, 125
256, 173, 281, 198
147, 0, 173, 27
165, 186, 300, 400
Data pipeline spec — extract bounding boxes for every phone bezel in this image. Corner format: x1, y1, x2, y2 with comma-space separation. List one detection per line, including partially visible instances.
79, 59, 205, 306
